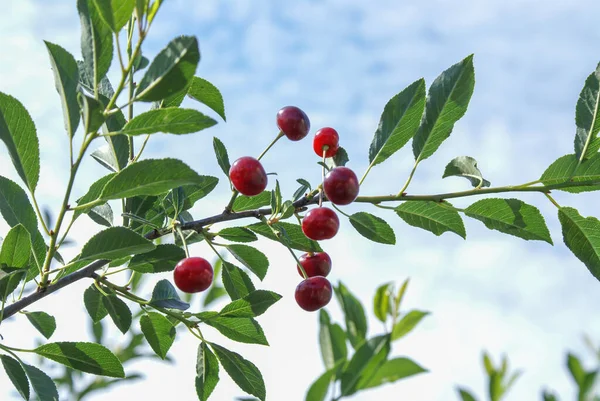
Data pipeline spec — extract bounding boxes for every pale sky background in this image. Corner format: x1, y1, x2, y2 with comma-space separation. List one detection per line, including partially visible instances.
1, 1, 600, 400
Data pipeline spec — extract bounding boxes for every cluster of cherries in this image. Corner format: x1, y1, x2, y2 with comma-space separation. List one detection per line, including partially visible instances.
172, 106, 360, 312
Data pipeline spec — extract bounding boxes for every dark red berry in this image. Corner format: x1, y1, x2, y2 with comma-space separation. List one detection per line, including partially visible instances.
229, 156, 268, 196
323, 167, 359, 205
277, 106, 310, 141
302, 207, 339, 240
295, 276, 333, 311
313, 127, 339, 158
173, 257, 213, 293
297, 252, 332, 278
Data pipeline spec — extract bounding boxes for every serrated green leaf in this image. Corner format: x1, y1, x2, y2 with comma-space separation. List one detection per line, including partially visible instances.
149, 279, 190, 310
80, 226, 155, 260
559, 207, 600, 281
335, 282, 367, 349
326, 147, 350, 169
305, 361, 344, 401
233, 192, 271, 212
574, 63, 600, 161
0, 93, 40, 192
349, 212, 396, 244
79, 92, 106, 134
443, 156, 490, 187
196, 342, 219, 401
188, 76, 226, 121
373, 282, 393, 323
205, 317, 268, 345
396, 201, 466, 238
369, 78, 426, 167
222, 262, 256, 300
135, 36, 200, 102
391, 310, 429, 341
219, 290, 281, 318
213, 137, 231, 178
24, 311, 56, 339
217, 227, 257, 243
84, 284, 108, 323
226, 244, 269, 280
102, 294, 132, 333
75, 173, 116, 219
90, 144, 122, 172
465, 198, 552, 244
121, 108, 217, 136
88, 203, 113, 227
293, 179, 311, 201
318, 309, 347, 371
0, 224, 31, 268
91, 0, 136, 32
34, 342, 125, 377
23, 363, 58, 401
44, 41, 80, 139
129, 244, 185, 273
540, 154, 600, 193
340, 335, 390, 396
247, 221, 322, 252
360, 357, 427, 390
211, 343, 266, 401
140, 312, 176, 359
457, 387, 479, 401
78, 0, 113, 92
0, 268, 27, 302
412, 55, 475, 161
1, 355, 30, 400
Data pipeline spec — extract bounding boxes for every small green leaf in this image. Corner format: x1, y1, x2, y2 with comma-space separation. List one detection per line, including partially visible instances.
349, 212, 396, 245
335, 282, 367, 349
412, 55, 475, 161
135, 36, 200, 102
233, 192, 272, 212
574, 62, 600, 161
396, 201, 466, 238
24, 311, 57, 339
211, 343, 266, 401
219, 290, 281, 318
465, 198, 552, 244
318, 309, 347, 370
222, 262, 256, 300
226, 244, 269, 280
84, 284, 108, 323
373, 282, 393, 323
149, 279, 190, 310
326, 147, 350, 168
80, 226, 155, 260
482, 352, 494, 375
75, 173, 115, 218
293, 178, 311, 201
368, 78, 426, 167
540, 154, 600, 193
560, 207, 600, 281
140, 312, 176, 359
442, 156, 491, 187
217, 227, 257, 243
196, 342, 220, 401
305, 361, 344, 401
88, 204, 113, 227
457, 387, 479, 401
391, 310, 429, 341
0, 93, 40, 192
1, 355, 30, 400
34, 342, 125, 377
0, 268, 27, 302
205, 317, 268, 345
360, 357, 427, 389
129, 244, 185, 273
247, 221, 323, 252
188, 77, 226, 121
102, 294, 132, 334
78, 0, 113, 91
23, 363, 58, 401
213, 137, 231, 177
121, 108, 217, 136
79, 92, 106, 133
0, 224, 31, 268
91, 0, 136, 32
340, 335, 390, 396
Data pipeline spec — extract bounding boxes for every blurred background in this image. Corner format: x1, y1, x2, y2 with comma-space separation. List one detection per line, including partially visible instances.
1, 0, 600, 400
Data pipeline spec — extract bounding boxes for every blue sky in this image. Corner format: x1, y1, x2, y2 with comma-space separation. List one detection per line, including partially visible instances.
2, 0, 600, 400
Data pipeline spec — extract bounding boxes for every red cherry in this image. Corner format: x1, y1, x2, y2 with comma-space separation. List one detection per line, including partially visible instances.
313, 127, 339, 158
302, 207, 339, 240
276, 106, 310, 141
295, 276, 333, 311
229, 156, 268, 196
323, 167, 360, 205
297, 252, 332, 278
173, 257, 213, 293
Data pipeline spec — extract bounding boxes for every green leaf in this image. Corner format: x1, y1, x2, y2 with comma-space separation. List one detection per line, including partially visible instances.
79, 92, 106, 134
396, 201, 466, 238
204, 317, 268, 345
349, 212, 396, 244
247, 221, 323, 252
149, 279, 190, 310
305, 361, 344, 401
196, 342, 219, 401
23, 363, 58, 401
88, 203, 113, 227
84, 284, 108, 323
140, 312, 176, 359
78, 0, 113, 91
233, 192, 272, 212
293, 178, 311, 201
129, 244, 185, 273
44, 41, 80, 139
213, 137, 231, 177
540, 154, 600, 193
91, 144, 123, 172
0, 268, 27, 302
222, 262, 256, 300
100, 158, 208, 200
217, 227, 257, 243
80, 226, 155, 260
482, 352, 494, 375
179, 178, 219, 211
457, 387, 479, 401
373, 282, 393, 323
24, 311, 56, 339
188, 77, 226, 121
335, 282, 367, 349
0, 93, 40, 192
121, 108, 217, 136
0, 224, 31, 268
1, 355, 30, 400
211, 343, 266, 401
368, 78, 426, 167
219, 290, 281, 318
442, 156, 491, 187
574, 63, 600, 161
559, 207, 600, 281
464, 198, 552, 244
91, 0, 136, 32
0, 177, 38, 233
203, 286, 228, 308
135, 36, 200, 102
226, 244, 269, 280
391, 310, 429, 341
340, 335, 390, 396
34, 342, 125, 377
360, 357, 427, 389
102, 294, 132, 333
318, 309, 347, 370
412, 54, 475, 161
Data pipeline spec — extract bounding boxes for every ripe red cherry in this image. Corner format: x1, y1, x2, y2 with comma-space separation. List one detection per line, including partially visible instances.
323, 167, 360, 205
276, 106, 310, 141
229, 156, 268, 196
313, 127, 339, 158
295, 276, 333, 311
297, 252, 332, 278
173, 257, 213, 293
302, 207, 339, 240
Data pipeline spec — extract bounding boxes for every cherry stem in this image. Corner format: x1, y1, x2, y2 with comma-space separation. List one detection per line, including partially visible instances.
319, 148, 328, 207
288, 247, 308, 279
174, 225, 190, 257
257, 131, 284, 161
331, 203, 351, 218
204, 234, 227, 264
